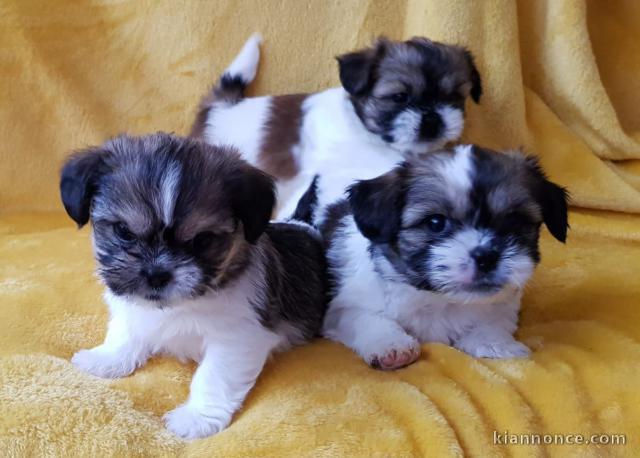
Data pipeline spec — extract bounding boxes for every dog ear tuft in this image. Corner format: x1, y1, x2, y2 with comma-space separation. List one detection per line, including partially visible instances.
347, 165, 406, 244
230, 164, 276, 244
525, 156, 570, 243
464, 50, 482, 103
336, 37, 387, 97
60, 147, 110, 227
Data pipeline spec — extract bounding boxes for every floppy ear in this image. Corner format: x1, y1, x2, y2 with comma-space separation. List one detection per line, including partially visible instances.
347, 166, 406, 244
231, 165, 276, 244
464, 50, 482, 103
60, 147, 110, 227
526, 157, 570, 243
337, 38, 387, 96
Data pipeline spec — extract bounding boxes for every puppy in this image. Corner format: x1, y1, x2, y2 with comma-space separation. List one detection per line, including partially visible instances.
300, 145, 568, 369
60, 133, 327, 439
191, 34, 481, 220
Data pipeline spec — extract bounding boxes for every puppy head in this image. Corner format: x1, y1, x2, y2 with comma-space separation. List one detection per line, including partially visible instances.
60, 133, 275, 304
337, 36, 481, 155
348, 145, 568, 300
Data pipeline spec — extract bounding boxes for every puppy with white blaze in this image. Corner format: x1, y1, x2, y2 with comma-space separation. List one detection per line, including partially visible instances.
296, 145, 569, 370
191, 34, 481, 221
60, 133, 327, 439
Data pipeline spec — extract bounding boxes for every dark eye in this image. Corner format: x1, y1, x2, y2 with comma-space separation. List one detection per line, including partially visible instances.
390, 92, 409, 104
193, 231, 216, 251
113, 222, 136, 243
426, 214, 447, 233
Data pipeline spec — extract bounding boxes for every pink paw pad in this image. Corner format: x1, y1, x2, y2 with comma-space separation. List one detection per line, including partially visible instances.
370, 346, 421, 370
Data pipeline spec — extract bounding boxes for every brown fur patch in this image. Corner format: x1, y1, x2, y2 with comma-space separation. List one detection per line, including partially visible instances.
258, 94, 308, 180
189, 89, 216, 140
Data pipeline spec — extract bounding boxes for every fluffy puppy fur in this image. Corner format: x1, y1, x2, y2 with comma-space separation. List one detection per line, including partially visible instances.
60, 133, 327, 439
191, 34, 481, 221
299, 145, 568, 370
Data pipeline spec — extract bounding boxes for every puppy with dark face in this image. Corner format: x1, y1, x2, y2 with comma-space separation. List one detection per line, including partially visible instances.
191, 34, 481, 221
307, 145, 568, 370
61, 133, 327, 439
338, 36, 481, 153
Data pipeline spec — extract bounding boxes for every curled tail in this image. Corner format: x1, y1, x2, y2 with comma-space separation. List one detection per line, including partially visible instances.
190, 33, 262, 138
215, 33, 262, 103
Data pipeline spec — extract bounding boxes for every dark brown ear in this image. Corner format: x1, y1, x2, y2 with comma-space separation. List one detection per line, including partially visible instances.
464, 50, 482, 103
230, 164, 276, 244
60, 147, 111, 227
336, 38, 388, 96
525, 157, 570, 243
347, 165, 407, 244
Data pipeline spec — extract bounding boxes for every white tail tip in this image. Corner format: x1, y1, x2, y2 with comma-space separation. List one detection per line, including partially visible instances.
225, 33, 262, 84
246, 32, 263, 46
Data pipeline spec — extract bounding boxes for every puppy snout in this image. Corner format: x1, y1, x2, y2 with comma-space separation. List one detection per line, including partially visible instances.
419, 111, 443, 139
143, 268, 173, 289
470, 248, 499, 274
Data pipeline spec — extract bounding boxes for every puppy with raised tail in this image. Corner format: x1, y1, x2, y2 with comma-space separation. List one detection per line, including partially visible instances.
296, 145, 568, 370
192, 34, 482, 221
60, 133, 327, 439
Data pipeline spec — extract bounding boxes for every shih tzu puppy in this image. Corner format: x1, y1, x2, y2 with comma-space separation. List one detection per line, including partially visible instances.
191, 34, 481, 220
60, 133, 327, 439
296, 145, 568, 370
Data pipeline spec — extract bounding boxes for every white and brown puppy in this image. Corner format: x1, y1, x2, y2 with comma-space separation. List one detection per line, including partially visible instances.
297, 145, 568, 370
60, 133, 327, 439
191, 34, 481, 220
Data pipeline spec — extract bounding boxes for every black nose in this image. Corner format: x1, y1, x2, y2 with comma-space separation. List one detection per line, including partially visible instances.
144, 269, 173, 289
471, 248, 500, 273
419, 111, 443, 139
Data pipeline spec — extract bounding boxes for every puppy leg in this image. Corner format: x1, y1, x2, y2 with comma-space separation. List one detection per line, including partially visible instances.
455, 325, 530, 359
164, 337, 276, 440
71, 311, 150, 378
323, 307, 421, 370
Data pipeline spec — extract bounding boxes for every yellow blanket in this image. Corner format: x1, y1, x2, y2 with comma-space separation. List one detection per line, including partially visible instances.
1, 0, 639, 456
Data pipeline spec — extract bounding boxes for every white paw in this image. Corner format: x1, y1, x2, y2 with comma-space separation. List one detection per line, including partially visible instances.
459, 338, 531, 359
71, 348, 138, 378
364, 333, 421, 370
164, 403, 229, 440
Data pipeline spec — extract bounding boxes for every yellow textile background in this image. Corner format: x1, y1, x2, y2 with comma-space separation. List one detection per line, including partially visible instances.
1, 0, 639, 456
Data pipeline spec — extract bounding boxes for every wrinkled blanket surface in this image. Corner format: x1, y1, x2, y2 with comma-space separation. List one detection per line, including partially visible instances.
1, 0, 640, 456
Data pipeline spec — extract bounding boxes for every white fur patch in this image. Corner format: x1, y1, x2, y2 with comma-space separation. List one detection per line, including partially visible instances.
427, 227, 492, 290
390, 109, 422, 146
427, 227, 535, 298
276, 88, 403, 222
204, 95, 271, 166
159, 162, 181, 225
437, 144, 474, 209
499, 246, 536, 290
71, 267, 286, 440
387, 105, 465, 155
437, 105, 464, 142
225, 33, 262, 84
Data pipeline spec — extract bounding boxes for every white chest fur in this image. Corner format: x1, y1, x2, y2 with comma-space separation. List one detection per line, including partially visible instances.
72, 271, 287, 439
323, 219, 530, 367
103, 273, 284, 363
379, 275, 522, 345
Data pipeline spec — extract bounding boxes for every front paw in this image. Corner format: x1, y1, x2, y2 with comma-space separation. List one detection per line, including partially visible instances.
164, 404, 229, 440
71, 348, 138, 378
366, 334, 421, 371
458, 338, 531, 359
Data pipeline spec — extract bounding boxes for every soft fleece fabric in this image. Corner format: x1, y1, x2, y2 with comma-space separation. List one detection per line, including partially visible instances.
1, 1, 639, 456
